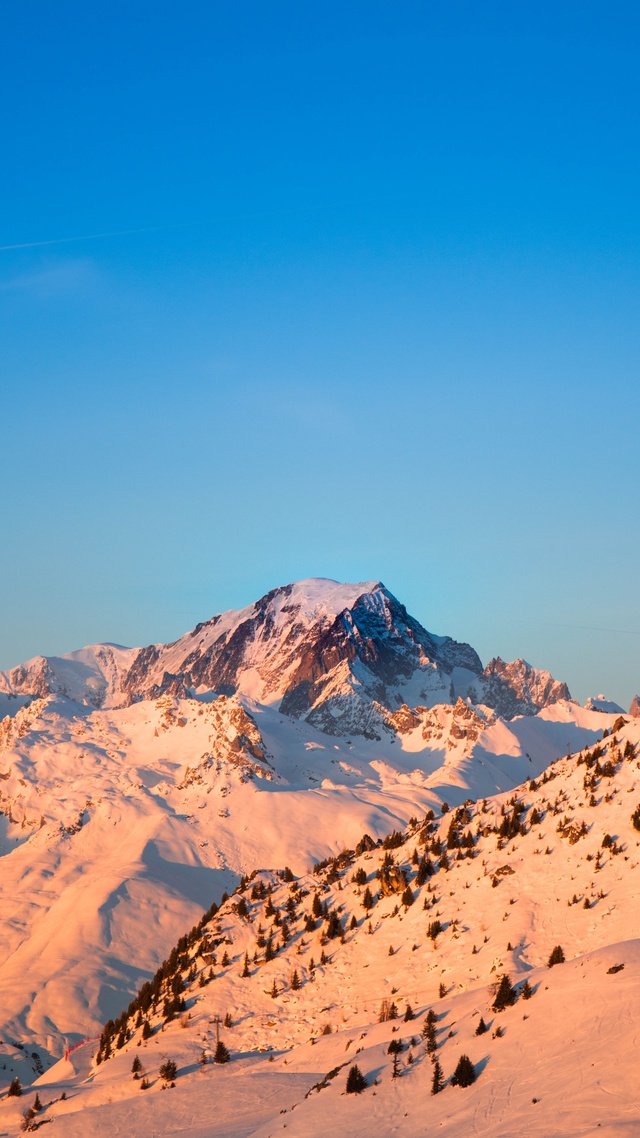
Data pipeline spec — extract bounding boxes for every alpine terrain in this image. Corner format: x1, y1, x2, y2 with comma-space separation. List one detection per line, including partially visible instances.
0, 578, 637, 1137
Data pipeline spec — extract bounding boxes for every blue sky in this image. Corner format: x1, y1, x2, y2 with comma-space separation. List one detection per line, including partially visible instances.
1, 1, 639, 705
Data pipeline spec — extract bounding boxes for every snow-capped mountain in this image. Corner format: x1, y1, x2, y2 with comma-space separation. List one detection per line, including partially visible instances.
11, 716, 640, 1138
0, 575, 632, 1116
0, 643, 137, 709
0, 579, 573, 733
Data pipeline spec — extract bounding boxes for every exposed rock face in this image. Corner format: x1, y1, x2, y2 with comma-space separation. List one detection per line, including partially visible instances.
469, 657, 572, 720
630, 696, 640, 718
117, 581, 485, 738
355, 833, 377, 856
388, 699, 495, 751
379, 863, 408, 896
119, 581, 483, 732
175, 695, 274, 789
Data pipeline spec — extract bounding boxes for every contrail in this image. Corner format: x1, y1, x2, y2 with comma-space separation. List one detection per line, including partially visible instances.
0, 223, 183, 252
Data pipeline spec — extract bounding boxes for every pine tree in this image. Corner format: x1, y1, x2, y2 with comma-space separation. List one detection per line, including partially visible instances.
242, 953, 250, 977
270, 980, 278, 998
350, 914, 357, 930
431, 1059, 444, 1095
548, 945, 565, 967
221, 951, 230, 967
224, 1012, 233, 1028
387, 1038, 403, 1054
391, 1054, 401, 1079
451, 1054, 476, 1087
291, 969, 300, 991
415, 856, 430, 886
345, 1064, 367, 1094
404, 1004, 414, 1022
33, 1093, 42, 1111
326, 912, 342, 939
439, 982, 447, 999
362, 886, 374, 911
159, 1059, 177, 1083
8, 1077, 22, 1097
521, 980, 533, 1000
312, 893, 323, 918
401, 885, 414, 907
214, 1040, 230, 1064
447, 818, 460, 849
142, 1020, 152, 1040
131, 1055, 142, 1078
475, 1016, 488, 1035
265, 937, 275, 962
492, 973, 516, 1011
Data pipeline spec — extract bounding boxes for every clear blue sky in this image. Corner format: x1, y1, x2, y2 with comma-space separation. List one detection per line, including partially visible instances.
1, 1, 639, 705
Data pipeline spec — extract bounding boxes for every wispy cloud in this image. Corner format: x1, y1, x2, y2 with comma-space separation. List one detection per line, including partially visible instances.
0, 258, 102, 297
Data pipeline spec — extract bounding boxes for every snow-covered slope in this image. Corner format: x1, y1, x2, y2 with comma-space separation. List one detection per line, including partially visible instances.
6, 717, 639, 1138
0, 686, 615, 1070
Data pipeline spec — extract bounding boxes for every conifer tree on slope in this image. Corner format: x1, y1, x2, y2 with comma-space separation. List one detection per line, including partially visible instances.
451, 1054, 476, 1087
431, 1059, 444, 1095
346, 1064, 367, 1094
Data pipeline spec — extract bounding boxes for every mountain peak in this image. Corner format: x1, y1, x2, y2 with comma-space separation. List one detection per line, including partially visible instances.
0, 579, 574, 732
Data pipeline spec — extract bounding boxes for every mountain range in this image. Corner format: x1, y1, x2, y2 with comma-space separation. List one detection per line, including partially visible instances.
0, 578, 577, 725
0, 578, 637, 1138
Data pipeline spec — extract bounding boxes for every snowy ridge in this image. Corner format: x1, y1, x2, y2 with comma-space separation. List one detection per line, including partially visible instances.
586, 694, 626, 715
